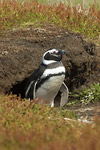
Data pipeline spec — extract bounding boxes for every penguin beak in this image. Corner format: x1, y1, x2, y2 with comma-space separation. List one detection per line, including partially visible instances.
61, 50, 66, 55
57, 50, 66, 57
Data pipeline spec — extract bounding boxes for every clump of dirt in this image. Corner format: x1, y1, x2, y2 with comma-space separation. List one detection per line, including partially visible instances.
0, 25, 100, 97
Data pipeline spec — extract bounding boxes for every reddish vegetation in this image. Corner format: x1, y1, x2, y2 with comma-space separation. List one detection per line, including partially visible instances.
0, 94, 100, 150
0, 0, 100, 37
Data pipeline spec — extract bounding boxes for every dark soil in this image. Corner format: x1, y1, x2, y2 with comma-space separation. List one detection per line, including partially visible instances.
0, 24, 100, 119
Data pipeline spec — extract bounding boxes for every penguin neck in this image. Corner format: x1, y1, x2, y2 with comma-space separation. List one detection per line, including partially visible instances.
41, 61, 65, 78
46, 61, 64, 69
43, 60, 57, 65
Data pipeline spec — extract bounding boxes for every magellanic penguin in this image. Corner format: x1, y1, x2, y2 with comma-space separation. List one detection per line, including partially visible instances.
25, 49, 69, 107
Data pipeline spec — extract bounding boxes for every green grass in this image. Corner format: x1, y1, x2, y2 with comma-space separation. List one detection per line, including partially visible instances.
17, 0, 100, 6
77, 83, 100, 104
68, 83, 100, 106
68, 0, 100, 6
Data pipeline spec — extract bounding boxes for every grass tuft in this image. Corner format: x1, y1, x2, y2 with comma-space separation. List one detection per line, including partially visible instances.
68, 83, 100, 105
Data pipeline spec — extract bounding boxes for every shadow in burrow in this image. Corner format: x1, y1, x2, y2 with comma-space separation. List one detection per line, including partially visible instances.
9, 62, 89, 103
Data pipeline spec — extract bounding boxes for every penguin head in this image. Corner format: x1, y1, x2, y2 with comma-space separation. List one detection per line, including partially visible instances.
42, 49, 66, 65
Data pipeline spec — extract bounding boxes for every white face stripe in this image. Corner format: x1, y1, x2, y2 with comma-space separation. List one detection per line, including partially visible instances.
41, 66, 65, 78
43, 59, 56, 65
42, 49, 59, 65
43, 49, 58, 57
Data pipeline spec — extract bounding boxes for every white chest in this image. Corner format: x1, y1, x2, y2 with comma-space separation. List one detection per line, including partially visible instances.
36, 74, 65, 102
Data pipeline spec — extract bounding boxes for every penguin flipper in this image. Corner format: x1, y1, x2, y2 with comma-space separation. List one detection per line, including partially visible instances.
25, 80, 38, 100
60, 82, 69, 107
25, 64, 46, 100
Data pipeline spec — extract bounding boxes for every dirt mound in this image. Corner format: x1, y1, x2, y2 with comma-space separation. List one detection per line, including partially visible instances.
0, 25, 100, 97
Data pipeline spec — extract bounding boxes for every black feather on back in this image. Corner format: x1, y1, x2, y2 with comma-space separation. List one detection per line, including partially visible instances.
25, 63, 46, 99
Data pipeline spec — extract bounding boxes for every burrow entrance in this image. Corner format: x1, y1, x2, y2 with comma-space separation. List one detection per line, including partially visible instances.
0, 25, 100, 97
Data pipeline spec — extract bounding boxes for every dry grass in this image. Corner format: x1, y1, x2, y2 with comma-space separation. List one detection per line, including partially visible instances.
0, 94, 100, 150
0, 0, 100, 38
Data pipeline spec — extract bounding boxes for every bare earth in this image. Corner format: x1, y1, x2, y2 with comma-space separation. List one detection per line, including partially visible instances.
0, 24, 100, 120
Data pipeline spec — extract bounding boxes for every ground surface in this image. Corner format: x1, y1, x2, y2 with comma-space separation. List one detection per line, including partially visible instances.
0, 24, 100, 119
67, 102, 100, 121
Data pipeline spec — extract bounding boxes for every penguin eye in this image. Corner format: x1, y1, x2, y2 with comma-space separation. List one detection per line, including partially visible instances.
50, 51, 57, 55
